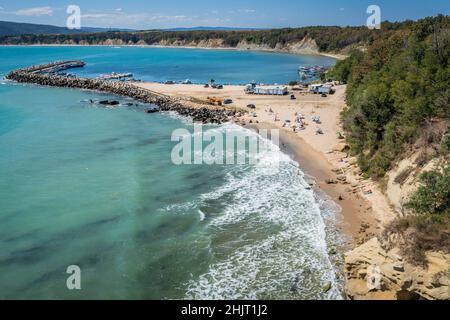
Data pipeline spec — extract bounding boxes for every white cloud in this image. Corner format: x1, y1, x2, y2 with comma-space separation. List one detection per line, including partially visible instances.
151, 15, 189, 21
238, 9, 256, 13
81, 13, 113, 19
15, 6, 53, 17
77, 9, 232, 29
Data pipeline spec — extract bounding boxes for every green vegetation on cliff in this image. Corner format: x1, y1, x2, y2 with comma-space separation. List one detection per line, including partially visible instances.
0, 20, 414, 53
330, 15, 449, 178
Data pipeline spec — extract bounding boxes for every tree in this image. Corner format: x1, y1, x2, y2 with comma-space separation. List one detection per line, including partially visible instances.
408, 165, 450, 215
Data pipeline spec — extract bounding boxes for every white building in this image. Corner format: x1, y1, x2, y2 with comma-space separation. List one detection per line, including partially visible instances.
309, 84, 333, 94
245, 84, 288, 95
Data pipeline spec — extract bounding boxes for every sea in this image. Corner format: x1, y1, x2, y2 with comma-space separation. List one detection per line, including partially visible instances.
0, 46, 343, 299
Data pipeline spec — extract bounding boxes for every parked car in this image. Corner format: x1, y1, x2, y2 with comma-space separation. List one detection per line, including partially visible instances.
290, 94, 296, 100
247, 104, 256, 109
223, 99, 233, 104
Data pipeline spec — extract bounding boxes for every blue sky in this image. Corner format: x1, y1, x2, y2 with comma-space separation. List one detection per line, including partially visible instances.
0, 1, 448, 29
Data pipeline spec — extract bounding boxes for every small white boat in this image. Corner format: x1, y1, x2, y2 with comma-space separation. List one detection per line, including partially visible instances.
99, 72, 133, 80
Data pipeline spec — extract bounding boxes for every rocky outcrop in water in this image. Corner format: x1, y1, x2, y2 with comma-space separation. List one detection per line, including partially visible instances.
6, 61, 237, 124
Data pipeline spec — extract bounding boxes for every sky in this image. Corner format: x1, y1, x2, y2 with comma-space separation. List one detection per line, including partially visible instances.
0, 0, 448, 29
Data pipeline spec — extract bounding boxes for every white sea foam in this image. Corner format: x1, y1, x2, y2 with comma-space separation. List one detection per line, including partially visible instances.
163, 111, 194, 125
198, 210, 206, 221
180, 124, 343, 300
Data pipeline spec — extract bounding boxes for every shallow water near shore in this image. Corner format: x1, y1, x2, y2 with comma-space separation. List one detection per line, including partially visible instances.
0, 47, 342, 299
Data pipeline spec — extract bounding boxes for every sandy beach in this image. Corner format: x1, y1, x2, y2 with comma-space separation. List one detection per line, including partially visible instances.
133, 81, 398, 242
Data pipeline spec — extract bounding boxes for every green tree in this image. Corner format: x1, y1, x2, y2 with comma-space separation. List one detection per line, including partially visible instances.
408, 165, 450, 215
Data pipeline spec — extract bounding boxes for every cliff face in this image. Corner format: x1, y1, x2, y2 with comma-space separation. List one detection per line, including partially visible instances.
154, 37, 347, 58
345, 238, 450, 300
235, 37, 321, 55
344, 122, 449, 299
382, 121, 447, 215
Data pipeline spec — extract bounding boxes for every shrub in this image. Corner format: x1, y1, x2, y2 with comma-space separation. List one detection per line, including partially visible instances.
336, 15, 450, 178
440, 130, 450, 156
407, 165, 450, 215
383, 214, 450, 267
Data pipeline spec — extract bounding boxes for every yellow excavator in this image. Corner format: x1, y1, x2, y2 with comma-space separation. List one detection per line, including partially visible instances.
206, 97, 223, 106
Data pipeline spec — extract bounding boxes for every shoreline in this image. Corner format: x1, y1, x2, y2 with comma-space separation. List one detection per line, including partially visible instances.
5, 63, 399, 299
6, 61, 395, 244
0, 43, 347, 60
245, 122, 377, 243
132, 82, 398, 243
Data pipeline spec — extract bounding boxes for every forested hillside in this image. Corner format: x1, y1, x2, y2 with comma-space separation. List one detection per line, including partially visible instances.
0, 20, 129, 36
329, 15, 449, 266
330, 15, 449, 178
0, 20, 412, 53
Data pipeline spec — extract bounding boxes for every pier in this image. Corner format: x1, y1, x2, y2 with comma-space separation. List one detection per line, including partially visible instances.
6, 61, 239, 124
28, 60, 86, 74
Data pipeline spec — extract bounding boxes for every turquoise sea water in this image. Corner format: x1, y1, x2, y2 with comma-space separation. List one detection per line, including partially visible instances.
0, 46, 335, 84
0, 46, 342, 299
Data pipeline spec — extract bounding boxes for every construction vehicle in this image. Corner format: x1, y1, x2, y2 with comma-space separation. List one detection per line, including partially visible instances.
206, 97, 223, 106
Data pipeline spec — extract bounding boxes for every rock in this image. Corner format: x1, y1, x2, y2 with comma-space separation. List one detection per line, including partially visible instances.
337, 175, 347, 182
334, 143, 349, 152
357, 269, 367, 279
393, 262, 405, 272
290, 284, 298, 293
325, 179, 338, 184
348, 157, 358, 165
438, 276, 450, 286
323, 281, 332, 293
344, 237, 450, 300
338, 195, 344, 201
401, 277, 413, 289
146, 108, 159, 114
99, 100, 120, 106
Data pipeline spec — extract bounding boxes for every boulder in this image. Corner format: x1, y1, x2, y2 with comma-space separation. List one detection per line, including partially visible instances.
345, 238, 450, 300
323, 281, 332, 293
334, 143, 349, 152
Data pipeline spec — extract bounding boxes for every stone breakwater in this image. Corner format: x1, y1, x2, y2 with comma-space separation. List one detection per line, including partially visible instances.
6, 61, 239, 124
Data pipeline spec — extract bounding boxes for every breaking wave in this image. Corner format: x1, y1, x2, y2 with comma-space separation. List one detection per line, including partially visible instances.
162, 124, 344, 299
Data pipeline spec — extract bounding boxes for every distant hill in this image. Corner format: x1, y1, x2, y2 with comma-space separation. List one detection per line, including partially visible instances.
163, 26, 266, 31
0, 21, 132, 36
